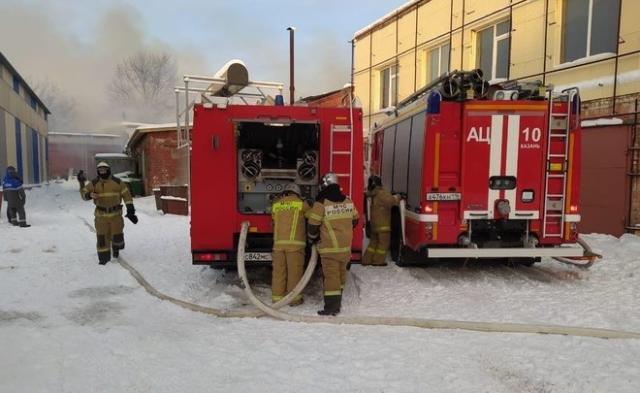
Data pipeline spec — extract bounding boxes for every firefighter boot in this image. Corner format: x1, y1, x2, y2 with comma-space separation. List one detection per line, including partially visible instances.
317, 295, 341, 316
98, 251, 111, 265
112, 248, 119, 259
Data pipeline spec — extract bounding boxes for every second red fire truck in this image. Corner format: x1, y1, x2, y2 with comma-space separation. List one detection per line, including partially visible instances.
368, 70, 591, 265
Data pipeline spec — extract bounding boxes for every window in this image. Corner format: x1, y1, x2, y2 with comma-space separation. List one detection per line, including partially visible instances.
12, 74, 20, 93
427, 43, 450, 83
476, 20, 510, 81
30, 94, 37, 110
380, 65, 398, 109
562, 0, 620, 63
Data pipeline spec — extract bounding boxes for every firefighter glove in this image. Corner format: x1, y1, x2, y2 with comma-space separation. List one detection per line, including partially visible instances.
125, 205, 138, 224
77, 170, 86, 184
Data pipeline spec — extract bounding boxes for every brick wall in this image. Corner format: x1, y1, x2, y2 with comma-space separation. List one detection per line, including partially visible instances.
582, 93, 640, 121
135, 131, 188, 195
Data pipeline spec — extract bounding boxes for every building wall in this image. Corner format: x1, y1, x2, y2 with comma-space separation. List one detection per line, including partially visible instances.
134, 131, 188, 196
48, 134, 126, 179
0, 61, 49, 184
354, 0, 640, 137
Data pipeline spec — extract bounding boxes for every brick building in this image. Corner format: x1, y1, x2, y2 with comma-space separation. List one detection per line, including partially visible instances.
298, 85, 354, 108
125, 123, 190, 196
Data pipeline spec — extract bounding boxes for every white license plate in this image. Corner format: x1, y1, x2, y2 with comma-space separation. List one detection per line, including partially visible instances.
427, 192, 461, 201
244, 252, 272, 262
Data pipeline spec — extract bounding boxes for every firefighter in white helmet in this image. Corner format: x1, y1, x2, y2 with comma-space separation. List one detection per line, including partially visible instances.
270, 182, 310, 306
77, 162, 138, 265
306, 172, 359, 316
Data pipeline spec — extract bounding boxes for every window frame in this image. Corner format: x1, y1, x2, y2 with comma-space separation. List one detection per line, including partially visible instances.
426, 42, 451, 84
12, 74, 20, 94
476, 20, 511, 83
560, 0, 619, 64
380, 64, 398, 109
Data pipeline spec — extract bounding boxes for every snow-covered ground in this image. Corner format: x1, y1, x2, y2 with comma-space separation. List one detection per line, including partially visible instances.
1, 182, 639, 392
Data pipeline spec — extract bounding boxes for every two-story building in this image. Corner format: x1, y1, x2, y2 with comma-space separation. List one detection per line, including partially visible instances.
0, 52, 50, 185
354, 0, 638, 135
353, 0, 640, 235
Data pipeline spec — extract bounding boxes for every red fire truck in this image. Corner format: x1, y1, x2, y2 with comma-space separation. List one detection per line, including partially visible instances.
369, 70, 588, 265
184, 63, 364, 268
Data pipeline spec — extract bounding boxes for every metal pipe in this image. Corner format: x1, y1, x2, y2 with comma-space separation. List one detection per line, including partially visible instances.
175, 89, 181, 146
184, 78, 191, 208
460, 0, 465, 69
507, 1, 513, 80
287, 26, 296, 105
350, 38, 356, 197
612, 0, 624, 115
182, 75, 284, 89
542, 0, 549, 85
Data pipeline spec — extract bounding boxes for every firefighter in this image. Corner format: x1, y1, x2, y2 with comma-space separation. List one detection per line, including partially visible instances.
78, 162, 138, 265
307, 172, 359, 316
362, 175, 399, 266
2, 166, 30, 227
271, 183, 309, 306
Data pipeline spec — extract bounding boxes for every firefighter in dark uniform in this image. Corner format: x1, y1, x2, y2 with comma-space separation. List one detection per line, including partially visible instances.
307, 172, 359, 316
271, 183, 309, 306
78, 162, 138, 265
362, 175, 399, 266
2, 166, 30, 227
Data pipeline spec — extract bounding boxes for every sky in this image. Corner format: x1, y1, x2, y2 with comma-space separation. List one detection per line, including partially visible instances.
0, 0, 408, 131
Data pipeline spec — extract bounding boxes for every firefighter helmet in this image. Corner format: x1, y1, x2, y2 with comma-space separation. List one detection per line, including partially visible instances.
321, 172, 339, 189
96, 161, 111, 179
367, 175, 382, 191
284, 183, 301, 196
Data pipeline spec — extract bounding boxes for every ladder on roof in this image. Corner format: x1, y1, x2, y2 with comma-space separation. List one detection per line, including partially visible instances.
542, 88, 578, 238
330, 124, 354, 197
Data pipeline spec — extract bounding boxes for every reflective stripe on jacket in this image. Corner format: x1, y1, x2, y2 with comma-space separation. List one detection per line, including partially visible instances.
271, 195, 309, 250
81, 177, 133, 217
367, 186, 397, 233
307, 198, 359, 255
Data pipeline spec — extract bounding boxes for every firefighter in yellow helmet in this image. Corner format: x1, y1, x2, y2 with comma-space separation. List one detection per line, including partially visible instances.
77, 162, 138, 265
271, 182, 310, 306
362, 175, 399, 266
306, 172, 359, 316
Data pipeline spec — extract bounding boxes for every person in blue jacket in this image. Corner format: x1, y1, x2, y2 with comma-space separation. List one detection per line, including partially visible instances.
2, 166, 30, 227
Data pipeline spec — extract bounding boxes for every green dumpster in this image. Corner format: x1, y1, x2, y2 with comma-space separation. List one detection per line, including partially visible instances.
128, 178, 143, 196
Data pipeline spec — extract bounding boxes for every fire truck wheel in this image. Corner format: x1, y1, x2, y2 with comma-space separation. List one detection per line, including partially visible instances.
389, 208, 402, 262
396, 246, 421, 267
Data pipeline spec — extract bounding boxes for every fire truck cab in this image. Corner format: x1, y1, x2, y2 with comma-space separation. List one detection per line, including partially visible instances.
369, 71, 586, 264
184, 62, 364, 268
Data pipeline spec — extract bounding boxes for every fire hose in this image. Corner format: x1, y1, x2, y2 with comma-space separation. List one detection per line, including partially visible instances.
114, 220, 640, 339
553, 236, 601, 268
235, 221, 640, 339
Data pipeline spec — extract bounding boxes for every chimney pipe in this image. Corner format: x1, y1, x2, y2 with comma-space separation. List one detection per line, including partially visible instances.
287, 26, 295, 105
